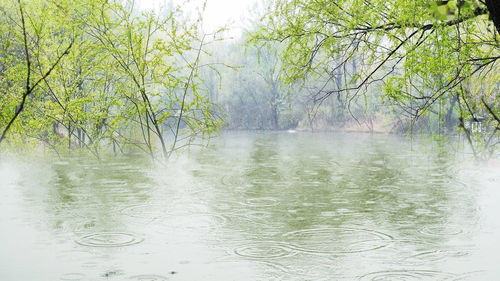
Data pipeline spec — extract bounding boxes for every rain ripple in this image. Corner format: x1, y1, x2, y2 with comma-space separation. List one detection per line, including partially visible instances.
402, 249, 469, 265
358, 270, 455, 280
283, 227, 393, 254
60, 273, 86, 280
161, 213, 228, 230
128, 274, 170, 280
444, 271, 496, 280
419, 225, 464, 236
76, 232, 144, 247
241, 197, 280, 207
234, 242, 296, 259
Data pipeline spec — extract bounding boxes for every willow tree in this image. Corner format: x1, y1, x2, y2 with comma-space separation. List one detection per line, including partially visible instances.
84, 2, 223, 160
254, 0, 499, 154
33, 37, 120, 158
0, 0, 76, 148
0, 0, 224, 160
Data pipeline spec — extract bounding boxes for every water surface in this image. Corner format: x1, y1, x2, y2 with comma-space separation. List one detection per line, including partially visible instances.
1, 132, 499, 280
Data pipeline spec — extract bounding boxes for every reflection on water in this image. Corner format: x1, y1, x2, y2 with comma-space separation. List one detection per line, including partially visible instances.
0, 131, 499, 280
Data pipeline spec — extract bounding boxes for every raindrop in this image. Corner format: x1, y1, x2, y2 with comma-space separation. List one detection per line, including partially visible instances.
250, 178, 277, 186
128, 274, 170, 281
221, 174, 245, 187
443, 271, 494, 280
403, 249, 468, 264
102, 270, 124, 278
367, 166, 383, 172
234, 242, 296, 259
162, 213, 227, 230
320, 211, 336, 217
96, 179, 128, 188
60, 273, 86, 281
283, 227, 393, 254
239, 210, 273, 221
345, 239, 395, 253
419, 225, 463, 236
241, 198, 279, 207
76, 232, 144, 247
121, 204, 166, 219
358, 270, 455, 280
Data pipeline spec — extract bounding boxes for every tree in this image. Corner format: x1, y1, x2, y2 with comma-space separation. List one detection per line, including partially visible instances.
85, 1, 224, 160
0, 0, 75, 147
254, 0, 498, 129
0, 0, 224, 160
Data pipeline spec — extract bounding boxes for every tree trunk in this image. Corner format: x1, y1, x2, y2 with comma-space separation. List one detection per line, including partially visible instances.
271, 103, 279, 129
68, 123, 71, 150
444, 95, 458, 133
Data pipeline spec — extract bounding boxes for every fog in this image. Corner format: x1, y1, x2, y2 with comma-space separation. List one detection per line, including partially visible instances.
0, 0, 499, 280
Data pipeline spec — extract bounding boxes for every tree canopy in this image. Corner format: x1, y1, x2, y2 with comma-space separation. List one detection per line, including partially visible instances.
0, 0, 223, 160
252, 0, 499, 156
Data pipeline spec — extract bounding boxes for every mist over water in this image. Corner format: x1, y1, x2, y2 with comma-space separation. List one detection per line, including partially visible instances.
1, 131, 499, 281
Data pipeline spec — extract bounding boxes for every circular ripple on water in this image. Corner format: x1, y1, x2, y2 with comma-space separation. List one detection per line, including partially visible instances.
376, 184, 400, 193
367, 166, 383, 172
121, 204, 166, 219
76, 232, 144, 247
250, 178, 282, 186
419, 225, 463, 236
444, 271, 493, 280
221, 174, 246, 187
356, 190, 389, 203
344, 239, 396, 253
403, 249, 468, 265
60, 273, 86, 280
283, 227, 393, 254
128, 274, 170, 281
241, 197, 279, 207
240, 210, 273, 221
162, 213, 228, 230
234, 242, 296, 259
96, 179, 128, 188
358, 270, 455, 280
208, 259, 289, 275
295, 169, 322, 177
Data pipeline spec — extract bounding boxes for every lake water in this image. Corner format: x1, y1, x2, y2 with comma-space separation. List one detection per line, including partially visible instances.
1, 131, 499, 281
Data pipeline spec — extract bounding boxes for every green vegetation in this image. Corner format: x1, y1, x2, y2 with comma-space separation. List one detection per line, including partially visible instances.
245, 0, 498, 157
0, 0, 223, 160
0, 0, 498, 160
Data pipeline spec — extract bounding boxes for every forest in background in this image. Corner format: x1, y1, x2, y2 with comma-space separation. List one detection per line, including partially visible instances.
0, 0, 499, 159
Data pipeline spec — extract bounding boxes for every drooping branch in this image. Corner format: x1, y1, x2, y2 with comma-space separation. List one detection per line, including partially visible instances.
171, 34, 206, 157
353, 6, 489, 33
482, 98, 500, 126
0, 1, 74, 147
